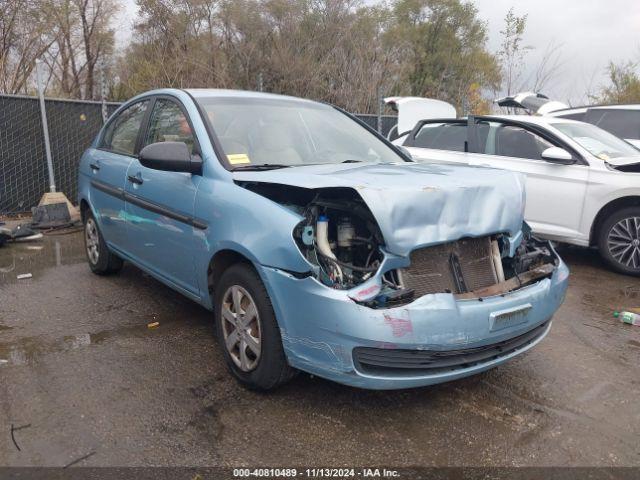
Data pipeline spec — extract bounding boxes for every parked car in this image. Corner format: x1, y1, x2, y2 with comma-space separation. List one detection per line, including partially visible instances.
398, 112, 640, 275
78, 88, 568, 390
549, 105, 640, 149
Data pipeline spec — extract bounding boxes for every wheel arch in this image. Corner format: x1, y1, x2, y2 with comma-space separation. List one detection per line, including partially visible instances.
207, 249, 255, 303
590, 196, 640, 246
79, 198, 91, 223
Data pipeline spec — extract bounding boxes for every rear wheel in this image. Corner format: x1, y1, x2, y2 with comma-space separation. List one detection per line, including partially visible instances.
84, 211, 123, 275
214, 263, 295, 390
598, 206, 640, 276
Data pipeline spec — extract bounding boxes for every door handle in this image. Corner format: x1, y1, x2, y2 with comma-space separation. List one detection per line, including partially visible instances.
89, 162, 100, 171
127, 174, 143, 185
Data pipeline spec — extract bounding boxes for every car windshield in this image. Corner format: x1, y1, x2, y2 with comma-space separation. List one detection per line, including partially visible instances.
194, 96, 405, 168
553, 121, 640, 160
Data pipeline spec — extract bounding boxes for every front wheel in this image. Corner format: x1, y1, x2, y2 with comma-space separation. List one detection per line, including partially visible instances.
214, 263, 295, 390
598, 206, 640, 276
84, 211, 123, 275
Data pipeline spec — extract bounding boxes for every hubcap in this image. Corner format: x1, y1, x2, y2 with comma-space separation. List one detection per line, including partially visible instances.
85, 218, 100, 265
220, 285, 262, 372
607, 216, 640, 269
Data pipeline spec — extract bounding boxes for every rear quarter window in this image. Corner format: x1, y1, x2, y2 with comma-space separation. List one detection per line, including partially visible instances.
585, 109, 640, 140
555, 112, 586, 122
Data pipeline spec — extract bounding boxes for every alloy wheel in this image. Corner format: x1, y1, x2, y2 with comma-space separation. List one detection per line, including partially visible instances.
85, 218, 100, 265
221, 285, 262, 372
607, 216, 640, 269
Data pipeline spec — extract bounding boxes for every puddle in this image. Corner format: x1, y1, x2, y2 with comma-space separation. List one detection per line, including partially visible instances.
0, 322, 167, 367
0, 231, 86, 285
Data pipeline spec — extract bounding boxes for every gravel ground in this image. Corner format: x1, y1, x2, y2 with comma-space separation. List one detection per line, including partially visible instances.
1, 231, 639, 467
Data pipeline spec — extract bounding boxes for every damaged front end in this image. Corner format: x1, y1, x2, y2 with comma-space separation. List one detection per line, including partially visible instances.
234, 163, 568, 389
238, 181, 560, 309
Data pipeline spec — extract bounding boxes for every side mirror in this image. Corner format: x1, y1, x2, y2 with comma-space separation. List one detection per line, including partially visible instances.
139, 141, 202, 174
541, 146, 575, 165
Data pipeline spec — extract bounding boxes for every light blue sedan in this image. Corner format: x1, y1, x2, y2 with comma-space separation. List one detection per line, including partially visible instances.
78, 89, 569, 390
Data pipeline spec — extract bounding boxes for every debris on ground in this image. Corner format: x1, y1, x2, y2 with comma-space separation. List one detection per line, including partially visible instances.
10, 224, 43, 242
0, 224, 44, 247
10, 423, 31, 451
614, 310, 640, 326
147, 321, 160, 329
16, 273, 33, 280
63, 450, 96, 468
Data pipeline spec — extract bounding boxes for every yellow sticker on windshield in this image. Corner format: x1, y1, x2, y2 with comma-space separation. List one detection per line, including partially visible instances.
227, 153, 251, 165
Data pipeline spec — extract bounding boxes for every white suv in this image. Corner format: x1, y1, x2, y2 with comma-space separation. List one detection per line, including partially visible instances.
400, 114, 640, 275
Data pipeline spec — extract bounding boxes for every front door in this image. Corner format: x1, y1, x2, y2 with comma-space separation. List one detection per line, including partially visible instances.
124, 97, 203, 297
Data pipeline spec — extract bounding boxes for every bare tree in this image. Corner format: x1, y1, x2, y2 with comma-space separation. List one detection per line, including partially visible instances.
43, 0, 117, 99
530, 40, 563, 93
0, 0, 55, 93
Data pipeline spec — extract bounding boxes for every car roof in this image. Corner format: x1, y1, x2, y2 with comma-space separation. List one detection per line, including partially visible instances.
474, 114, 583, 127
184, 88, 319, 105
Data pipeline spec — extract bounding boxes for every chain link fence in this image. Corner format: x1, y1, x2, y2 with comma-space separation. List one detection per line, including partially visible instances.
0, 94, 397, 215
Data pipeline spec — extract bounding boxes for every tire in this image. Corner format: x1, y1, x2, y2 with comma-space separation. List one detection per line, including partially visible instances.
597, 206, 640, 276
83, 210, 123, 275
214, 263, 295, 390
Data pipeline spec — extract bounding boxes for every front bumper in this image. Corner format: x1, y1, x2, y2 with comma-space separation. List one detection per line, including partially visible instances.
259, 259, 569, 390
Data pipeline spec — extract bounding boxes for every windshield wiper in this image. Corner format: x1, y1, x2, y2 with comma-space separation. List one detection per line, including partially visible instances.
341, 159, 364, 163
231, 164, 292, 171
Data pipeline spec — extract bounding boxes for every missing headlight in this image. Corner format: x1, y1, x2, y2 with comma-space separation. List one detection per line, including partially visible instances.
293, 190, 386, 289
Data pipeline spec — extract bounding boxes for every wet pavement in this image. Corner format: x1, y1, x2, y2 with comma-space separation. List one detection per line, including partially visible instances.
1, 232, 639, 467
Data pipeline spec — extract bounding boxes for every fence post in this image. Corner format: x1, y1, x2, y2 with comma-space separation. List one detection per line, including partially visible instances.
100, 60, 108, 123
36, 60, 56, 193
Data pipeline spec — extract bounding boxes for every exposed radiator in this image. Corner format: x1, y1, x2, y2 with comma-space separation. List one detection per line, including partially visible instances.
399, 236, 498, 297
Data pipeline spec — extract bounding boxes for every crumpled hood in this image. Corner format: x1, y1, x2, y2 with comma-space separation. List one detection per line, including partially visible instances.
233, 162, 525, 257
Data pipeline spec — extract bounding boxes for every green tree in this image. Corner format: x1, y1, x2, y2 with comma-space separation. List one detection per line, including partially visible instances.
597, 60, 640, 104
384, 0, 501, 113
497, 7, 531, 96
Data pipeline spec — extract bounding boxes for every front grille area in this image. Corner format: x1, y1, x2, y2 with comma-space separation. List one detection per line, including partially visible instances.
399, 236, 497, 297
353, 321, 549, 377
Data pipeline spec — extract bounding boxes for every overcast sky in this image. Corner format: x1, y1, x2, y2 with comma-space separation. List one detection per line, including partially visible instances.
116, 0, 640, 106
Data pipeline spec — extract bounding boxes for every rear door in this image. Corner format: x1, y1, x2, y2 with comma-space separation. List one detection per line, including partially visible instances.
467, 119, 589, 241
124, 96, 203, 297
88, 100, 149, 251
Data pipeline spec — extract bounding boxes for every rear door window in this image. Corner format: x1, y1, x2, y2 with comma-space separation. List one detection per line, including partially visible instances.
413, 123, 467, 151
100, 101, 149, 155
585, 109, 640, 140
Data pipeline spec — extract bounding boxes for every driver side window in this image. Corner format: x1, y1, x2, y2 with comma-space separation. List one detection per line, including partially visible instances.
144, 99, 196, 154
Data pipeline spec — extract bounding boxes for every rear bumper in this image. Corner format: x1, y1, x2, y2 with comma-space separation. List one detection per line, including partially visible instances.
259, 259, 569, 390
